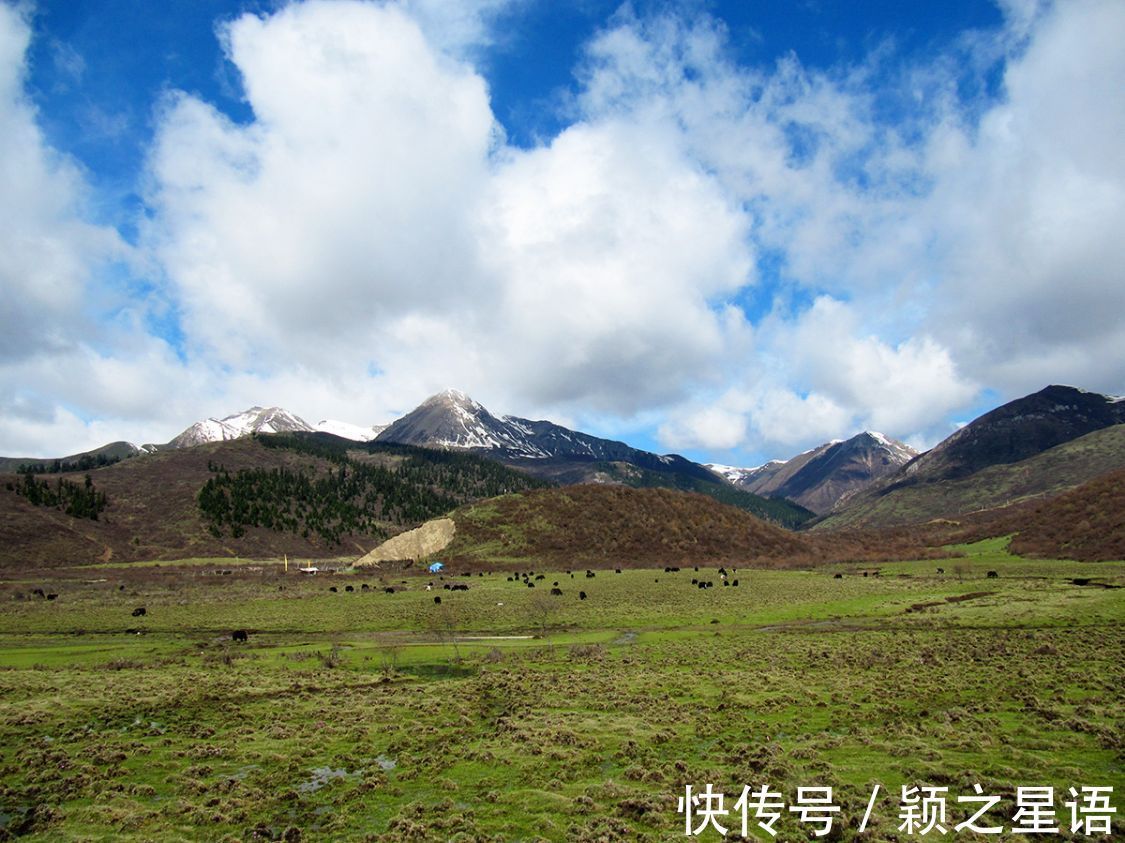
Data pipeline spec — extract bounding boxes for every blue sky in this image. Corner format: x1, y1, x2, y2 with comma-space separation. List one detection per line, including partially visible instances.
25, 1, 1005, 226
2, 0, 1123, 464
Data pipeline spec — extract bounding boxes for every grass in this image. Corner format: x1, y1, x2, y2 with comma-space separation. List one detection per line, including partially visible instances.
0, 542, 1121, 840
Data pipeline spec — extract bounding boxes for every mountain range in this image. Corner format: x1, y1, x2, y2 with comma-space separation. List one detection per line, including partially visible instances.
115, 388, 812, 527
2, 384, 1123, 563
167, 406, 387, 449
813, 385, 1125, 530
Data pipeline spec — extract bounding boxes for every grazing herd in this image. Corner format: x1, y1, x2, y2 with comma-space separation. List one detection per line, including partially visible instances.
309, 565, 752, 600
100, 563, 999, 635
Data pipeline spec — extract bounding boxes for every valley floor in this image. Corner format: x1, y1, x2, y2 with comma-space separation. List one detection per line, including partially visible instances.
0, 545, 1122, 840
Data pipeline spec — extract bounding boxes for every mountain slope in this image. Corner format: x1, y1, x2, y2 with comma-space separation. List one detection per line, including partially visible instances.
709, 431, 917, 515
377, 390, 813, 526
1003, 466, 1125, 562
815, 423, 1125, 531
377, 389, 656, 462
0, 441, 146, 474
898, 384, 1125, 485
0, 433, 546, 567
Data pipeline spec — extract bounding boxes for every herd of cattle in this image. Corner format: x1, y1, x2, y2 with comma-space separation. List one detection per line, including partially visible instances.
31, 563, 1005, 645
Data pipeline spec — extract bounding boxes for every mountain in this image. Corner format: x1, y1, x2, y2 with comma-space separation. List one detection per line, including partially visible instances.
815, 386, 1125, 530
708, 431, 918, 515
815, 422, 1125, 531
897, 384, 1125, 485
376, 388, 677, 462
376, 390, 552, 456
167, 406, 314, 448
170, 408, 385, 448
376, 390, 814, 527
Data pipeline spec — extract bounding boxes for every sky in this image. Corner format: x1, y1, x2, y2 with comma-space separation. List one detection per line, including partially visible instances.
2, 0, 1124, 467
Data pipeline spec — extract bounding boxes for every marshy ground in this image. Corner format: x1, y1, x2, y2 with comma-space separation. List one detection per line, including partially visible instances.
1, 539, 1122, 840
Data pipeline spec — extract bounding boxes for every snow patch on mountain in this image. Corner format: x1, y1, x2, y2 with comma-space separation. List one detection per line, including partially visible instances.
315, 420, 387, 442
706, 458, 788, 483
168, 407, 313, 448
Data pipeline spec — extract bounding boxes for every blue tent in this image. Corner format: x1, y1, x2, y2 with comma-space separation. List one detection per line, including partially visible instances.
428, 561, 445, 573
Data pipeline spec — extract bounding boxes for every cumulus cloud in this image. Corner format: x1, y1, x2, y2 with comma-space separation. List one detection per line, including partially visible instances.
605, 1, 1125, 456
924, 0, 1125, 398
658, 296, 976, 453
146, 1, 497, 371
476, 117, 752, 412
0, 5, 123, 363
0, 5, 223, 455
143, 0, 755, 426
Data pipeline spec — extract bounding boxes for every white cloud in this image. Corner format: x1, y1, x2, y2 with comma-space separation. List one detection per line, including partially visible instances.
476, 117, 753, 412
923, 0, 1125, 398
615, 0, 1125, 457
0, 5, 191, 455
143, 0, 755, 426
658, 296, 976, 454
0, 5, 123, 363
400, 0, 519, 59
146, 1, 498, 372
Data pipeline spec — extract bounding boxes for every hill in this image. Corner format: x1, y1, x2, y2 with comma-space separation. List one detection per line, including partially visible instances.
814, 423, 1125, 531
0, 433, 546, 567
442, 484, 817, 569
1005, 466, 1125, 562
946, 466, 1125, 563
0, 440, 147, 474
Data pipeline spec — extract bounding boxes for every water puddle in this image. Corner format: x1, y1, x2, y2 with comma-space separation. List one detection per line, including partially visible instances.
297, 767, 362, 793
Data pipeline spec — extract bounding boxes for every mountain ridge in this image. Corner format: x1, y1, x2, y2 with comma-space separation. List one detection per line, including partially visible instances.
815, 385, 1125, 530
372, 389, 812, 525
708, 430, 918, 515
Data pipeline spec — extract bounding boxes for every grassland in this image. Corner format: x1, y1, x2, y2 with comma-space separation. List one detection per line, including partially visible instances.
0, 542, 1122, 841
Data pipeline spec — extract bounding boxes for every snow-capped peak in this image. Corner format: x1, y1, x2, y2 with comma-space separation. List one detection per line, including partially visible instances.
859, 430, 917, 460
168, 406, 313, 448
426, 388, 480, 409
314, 420, 388, 442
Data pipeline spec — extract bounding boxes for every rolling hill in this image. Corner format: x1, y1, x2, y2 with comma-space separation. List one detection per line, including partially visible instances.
442, 484, 816, 569
0, 433, 545, 567
0, 440, 148, 474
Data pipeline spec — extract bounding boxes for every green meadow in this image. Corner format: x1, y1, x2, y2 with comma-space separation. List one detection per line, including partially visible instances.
1, 543, 1122, 840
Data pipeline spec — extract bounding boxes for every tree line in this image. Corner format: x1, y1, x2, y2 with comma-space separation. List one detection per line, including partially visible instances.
198, 433, 548, 545
17, 453, 121, 474
6, 472, 108, 520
